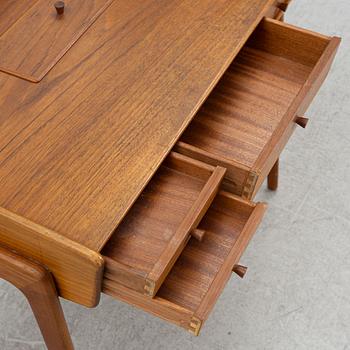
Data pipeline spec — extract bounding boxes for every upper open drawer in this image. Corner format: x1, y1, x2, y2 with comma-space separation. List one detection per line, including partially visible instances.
102, 152, 226, 297
176, 18, 340, 199
0, 0, 113, 82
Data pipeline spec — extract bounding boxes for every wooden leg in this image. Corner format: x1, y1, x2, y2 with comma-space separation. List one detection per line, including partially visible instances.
278, 0, 291, 12
274, 8, 285, 21
267, 159, 279, 191
0, 246, 74, 350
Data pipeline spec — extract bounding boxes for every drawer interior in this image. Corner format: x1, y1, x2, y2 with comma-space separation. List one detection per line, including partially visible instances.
102, 152, 225, 296
177, 18, 340, 197
103, 192, 266, 335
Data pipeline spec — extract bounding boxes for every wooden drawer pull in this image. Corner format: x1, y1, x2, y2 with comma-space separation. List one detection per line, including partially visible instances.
232, 264, 248, 278
54, 1, 65, 15
295, 116, 309, 128
277, 0, 291, 12
191, 228, 206, 242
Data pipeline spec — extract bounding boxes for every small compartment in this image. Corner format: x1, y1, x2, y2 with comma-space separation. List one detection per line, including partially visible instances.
176, 18, 340, 199
103, 192, 266, 335
0, 0, 113, 82
102, 152, 225, 297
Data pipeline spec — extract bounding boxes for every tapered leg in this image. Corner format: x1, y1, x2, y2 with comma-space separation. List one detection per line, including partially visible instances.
0, 246, 74, 350
277, 0, 291, 12
267, 159, 279, 191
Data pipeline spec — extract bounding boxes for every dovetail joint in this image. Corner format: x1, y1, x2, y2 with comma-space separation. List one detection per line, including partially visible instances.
144, 279, 156, 296
189, 317, 202, 336
242, 171, 259, 199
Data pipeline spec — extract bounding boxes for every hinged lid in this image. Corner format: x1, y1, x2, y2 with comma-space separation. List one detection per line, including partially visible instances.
0, 0, 113, 82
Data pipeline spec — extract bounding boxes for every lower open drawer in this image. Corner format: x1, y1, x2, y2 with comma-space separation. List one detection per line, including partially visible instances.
103, 192, 266, 335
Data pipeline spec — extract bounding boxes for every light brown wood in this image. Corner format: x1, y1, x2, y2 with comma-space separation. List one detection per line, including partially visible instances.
265, 0, 288, 21
103, 192, 267, 335
0, 207, 104, 307
268, 159, 279, 191
252, 20, 341, 198
0, 1, 34, 35
0, 246, 74, 350
0, 0, 114, 82
0, 0, 274, 253
0, 0, 340, 342
102, 152, 225, 297
191, 228, 206, 242
176, 18, 340, 199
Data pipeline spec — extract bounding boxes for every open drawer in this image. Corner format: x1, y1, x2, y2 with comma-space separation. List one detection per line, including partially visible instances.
101, 152, 226, 297
176, 18, 340, 199
103, 192, 266, 335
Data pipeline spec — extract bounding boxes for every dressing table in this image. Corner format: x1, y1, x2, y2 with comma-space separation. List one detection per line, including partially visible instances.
0, 1, 340, 348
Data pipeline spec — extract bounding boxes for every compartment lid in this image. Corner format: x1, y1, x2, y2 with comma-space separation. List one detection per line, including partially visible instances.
0, 0, 113, 82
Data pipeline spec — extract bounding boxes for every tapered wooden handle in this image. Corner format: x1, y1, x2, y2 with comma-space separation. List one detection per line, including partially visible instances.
232, 264, 248, 278
54, 1, 65, 15
277, 0, 291, 12
295, 116, 309, 128
191, 228, 206, 242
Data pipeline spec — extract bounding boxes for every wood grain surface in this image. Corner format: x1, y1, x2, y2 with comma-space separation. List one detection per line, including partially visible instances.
178, 19, 340, 199
0, 0, 274, 252
102, 152, 225, 296
104, 192, 267, 335
0, 0, 114, 82
0, 207, 104, 307
0, 246, 74, 350
180, 46, 303, 167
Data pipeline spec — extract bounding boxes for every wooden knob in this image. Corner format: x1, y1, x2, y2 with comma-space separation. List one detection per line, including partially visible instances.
232, 264, 248, 278
191, 228, 206, 242
277, 0, 290, 11
295, 116, 309, 129
54, 1, 65, 15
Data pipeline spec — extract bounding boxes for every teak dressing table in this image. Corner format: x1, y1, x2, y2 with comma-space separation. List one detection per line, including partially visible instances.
0, 0, 340, 348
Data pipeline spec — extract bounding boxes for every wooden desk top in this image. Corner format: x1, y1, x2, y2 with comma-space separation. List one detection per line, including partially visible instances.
0, 0, 274, 251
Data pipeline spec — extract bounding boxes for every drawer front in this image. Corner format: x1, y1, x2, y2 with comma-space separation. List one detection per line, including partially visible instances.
0, 0, 113, 82
252, 19, 341, 179
102, 152, 226, 297
252, 117, 297, 198
177, 18, 340, 200
0, 1, 32, 36
103, 192, 266, 335
174, 141, 252, 197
